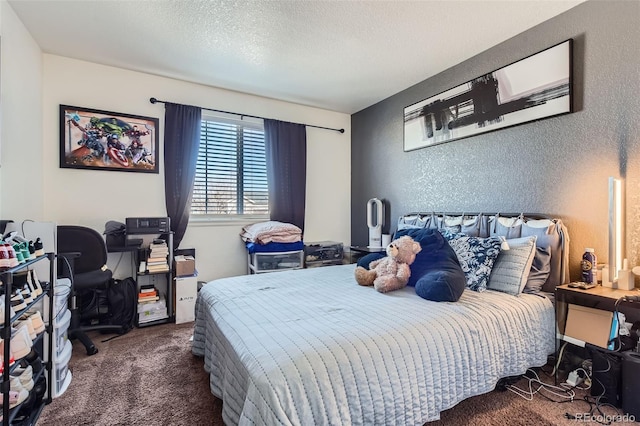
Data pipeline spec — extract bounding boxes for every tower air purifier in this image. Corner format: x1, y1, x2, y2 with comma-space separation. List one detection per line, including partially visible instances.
367, 198, 384, 248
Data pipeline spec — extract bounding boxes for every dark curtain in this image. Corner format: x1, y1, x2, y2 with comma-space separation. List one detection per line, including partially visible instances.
264, 119, 307, 231
164, 103, 201, 249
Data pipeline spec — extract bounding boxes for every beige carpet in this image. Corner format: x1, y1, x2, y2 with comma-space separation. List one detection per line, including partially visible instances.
39, 323, 630, 425
40, 323, 222, 426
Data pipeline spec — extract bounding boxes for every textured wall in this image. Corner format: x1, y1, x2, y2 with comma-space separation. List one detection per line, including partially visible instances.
351, 0, 640, 281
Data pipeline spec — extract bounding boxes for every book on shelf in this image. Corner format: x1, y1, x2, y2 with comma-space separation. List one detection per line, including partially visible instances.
138, 289, 158, 297
149, 247, 169, 253
147, 256, 167, 262
139, 285, 156, 294
138, 295, 160, 303
147, 265, 169, 273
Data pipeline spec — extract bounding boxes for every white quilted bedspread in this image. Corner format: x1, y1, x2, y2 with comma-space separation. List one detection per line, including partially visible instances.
192, 264, 554, 425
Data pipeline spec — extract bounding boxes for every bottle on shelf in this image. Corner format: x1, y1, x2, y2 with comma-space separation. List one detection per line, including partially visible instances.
581, 248, 597, 284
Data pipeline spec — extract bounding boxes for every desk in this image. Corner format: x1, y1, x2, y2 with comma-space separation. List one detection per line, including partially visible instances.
555, 284, 640, 411
107, 244, 141, 253
556, 284, 640, 340
554, 284, 640, 393
107, 233, 174, 327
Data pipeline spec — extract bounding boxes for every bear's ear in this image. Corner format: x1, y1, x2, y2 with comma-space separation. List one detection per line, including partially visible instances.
412, 241, 421, 254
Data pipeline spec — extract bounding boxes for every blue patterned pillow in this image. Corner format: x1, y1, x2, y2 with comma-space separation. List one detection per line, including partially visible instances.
439, 229, 503, 292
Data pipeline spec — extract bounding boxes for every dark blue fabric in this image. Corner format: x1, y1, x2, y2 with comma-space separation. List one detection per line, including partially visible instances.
164, 103, 202, 250
395, 228, 466, 302
356, 252, 386, 269
264, 119, 307, 231
245, 241, 304, 254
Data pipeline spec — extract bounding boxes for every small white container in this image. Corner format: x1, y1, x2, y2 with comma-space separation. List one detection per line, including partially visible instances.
55, 340, 72, 395
54, 309, 71, 356
617, 259, 635, 290
54, 279, 71, 321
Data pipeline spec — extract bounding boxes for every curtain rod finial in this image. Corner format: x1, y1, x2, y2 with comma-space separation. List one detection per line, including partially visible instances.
150, 97, 157, 104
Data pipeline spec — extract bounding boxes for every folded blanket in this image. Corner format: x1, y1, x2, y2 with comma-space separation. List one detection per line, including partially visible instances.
240, 221, 302, 244
245, 241, 305, 254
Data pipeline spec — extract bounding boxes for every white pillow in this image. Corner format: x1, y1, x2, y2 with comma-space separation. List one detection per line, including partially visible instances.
487, 236, 537, 296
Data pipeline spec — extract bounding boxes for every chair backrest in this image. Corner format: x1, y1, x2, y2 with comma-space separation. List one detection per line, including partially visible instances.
57, 225, 108, 274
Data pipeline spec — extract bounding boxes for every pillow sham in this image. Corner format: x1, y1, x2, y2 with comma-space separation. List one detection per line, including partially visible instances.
521, 220, 564, 292
490, 215, 523, 239
487, 236, 537, 296
523, 246, 552, 293
439, 229, 503, 292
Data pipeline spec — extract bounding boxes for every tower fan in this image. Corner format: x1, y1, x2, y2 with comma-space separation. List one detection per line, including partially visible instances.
367, 198, 384, 248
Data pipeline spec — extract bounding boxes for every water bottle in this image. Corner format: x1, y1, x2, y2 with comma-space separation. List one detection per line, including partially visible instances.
581, 248, 597, 284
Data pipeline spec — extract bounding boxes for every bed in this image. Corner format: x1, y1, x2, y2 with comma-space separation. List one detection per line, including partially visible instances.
192, 213, 568, 425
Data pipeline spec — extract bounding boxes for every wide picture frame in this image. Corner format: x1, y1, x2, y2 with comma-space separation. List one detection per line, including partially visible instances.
60, 105, 159, 173
403, 39, 573, 151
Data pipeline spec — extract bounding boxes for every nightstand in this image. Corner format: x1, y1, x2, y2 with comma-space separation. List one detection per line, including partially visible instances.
555, 284, 640, 413
556, 284, 640, 345
347, 246, 386, 263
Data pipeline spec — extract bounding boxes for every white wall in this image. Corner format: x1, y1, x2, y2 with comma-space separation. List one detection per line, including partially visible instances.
0, 0, 43, 220
36, 55, 350, 282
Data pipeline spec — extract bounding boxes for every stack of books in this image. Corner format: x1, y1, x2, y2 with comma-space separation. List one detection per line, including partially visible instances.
137, 285, 168, 324
138, 285, 160, 303
146, 239, 169, 273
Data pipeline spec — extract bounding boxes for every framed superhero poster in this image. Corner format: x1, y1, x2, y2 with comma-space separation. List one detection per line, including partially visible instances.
60, 105, 159, 173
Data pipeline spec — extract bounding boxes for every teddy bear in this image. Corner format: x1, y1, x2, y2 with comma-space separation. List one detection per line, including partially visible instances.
354, 235, 422, 293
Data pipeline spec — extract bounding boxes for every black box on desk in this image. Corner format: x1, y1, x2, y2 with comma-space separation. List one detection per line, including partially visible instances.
304, 241, 344, 267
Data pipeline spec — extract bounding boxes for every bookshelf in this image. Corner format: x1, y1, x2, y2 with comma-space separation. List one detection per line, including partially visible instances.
130, 232, 174, 327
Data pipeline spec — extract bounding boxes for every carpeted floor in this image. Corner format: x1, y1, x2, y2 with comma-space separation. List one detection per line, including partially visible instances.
38, 323, 630, 425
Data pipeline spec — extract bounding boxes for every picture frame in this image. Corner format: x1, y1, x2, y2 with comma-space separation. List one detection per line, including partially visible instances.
60, 105, 159, 173
403, 39, 573, 151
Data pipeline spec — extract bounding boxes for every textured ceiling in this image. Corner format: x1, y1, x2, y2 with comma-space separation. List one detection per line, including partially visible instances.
9, 0, 585, 113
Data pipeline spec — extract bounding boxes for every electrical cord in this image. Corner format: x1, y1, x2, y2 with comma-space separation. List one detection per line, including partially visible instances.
506, 368, 577, 402
508, 363, 621, 425
546, 341, 569, 377
578, 356, 624, 425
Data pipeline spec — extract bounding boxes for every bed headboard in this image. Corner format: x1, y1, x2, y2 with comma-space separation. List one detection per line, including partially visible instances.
396, 212, 570, 293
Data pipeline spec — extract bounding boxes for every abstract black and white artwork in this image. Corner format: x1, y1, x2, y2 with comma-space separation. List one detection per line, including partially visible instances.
404, 39, 572, 151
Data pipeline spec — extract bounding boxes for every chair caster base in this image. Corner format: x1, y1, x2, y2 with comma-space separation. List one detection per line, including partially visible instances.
87, 346, 98, 356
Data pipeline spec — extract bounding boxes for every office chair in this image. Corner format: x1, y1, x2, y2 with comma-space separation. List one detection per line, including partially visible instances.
57, 225, 124, 355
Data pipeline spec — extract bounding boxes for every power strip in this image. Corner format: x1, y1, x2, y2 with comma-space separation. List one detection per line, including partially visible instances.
566, 370, 584, 387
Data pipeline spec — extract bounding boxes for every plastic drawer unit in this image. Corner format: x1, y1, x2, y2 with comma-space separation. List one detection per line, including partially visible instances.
304, 241, 344, 268
248, 250, 304, 274
55, 340, 73, 395
54, 309, 72, 356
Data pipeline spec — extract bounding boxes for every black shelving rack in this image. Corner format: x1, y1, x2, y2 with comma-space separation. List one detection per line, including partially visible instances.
134, 232, 174, 328
108, 232, 174, 328
1, 253, 54, 425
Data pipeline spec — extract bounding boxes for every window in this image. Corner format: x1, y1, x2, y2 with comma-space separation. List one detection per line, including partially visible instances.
191, 116, 269, 216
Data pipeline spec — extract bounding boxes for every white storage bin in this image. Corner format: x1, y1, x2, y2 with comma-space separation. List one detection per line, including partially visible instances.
54, 309, 71, 356
54, 279, 71, 321
138, 299, 166, 314
55, 340, 72, 394
247, 250, 304, 274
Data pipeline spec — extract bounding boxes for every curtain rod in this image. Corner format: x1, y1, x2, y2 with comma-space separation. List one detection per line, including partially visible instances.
149, 97, 344, 134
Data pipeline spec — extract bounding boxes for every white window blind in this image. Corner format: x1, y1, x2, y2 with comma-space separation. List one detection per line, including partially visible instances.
191, 116, 268, 216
